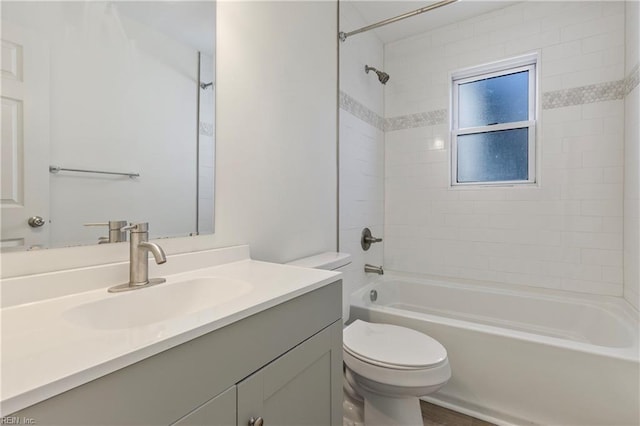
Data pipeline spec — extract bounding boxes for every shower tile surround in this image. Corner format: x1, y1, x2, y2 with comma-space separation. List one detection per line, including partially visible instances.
341, 67, 639, 129
339, 2, 385, 303
623, 0, 639, 310
542, 67, 638, 109
340, 91, 385, 131
340, 1, 638, 300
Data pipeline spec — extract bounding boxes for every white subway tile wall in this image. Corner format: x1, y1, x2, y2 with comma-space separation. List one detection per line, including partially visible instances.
383, 1, 633, 296
624, 84, 639, 307
624, 0, 639, 309
339, 3, 385, 301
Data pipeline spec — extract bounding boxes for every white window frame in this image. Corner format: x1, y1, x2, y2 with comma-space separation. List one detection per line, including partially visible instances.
451, 53, 538, 187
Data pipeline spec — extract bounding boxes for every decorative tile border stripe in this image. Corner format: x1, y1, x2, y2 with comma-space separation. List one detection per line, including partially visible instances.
199, 121, 213, 137
543, 66, 639, 110
342, 67, 639, 133
384, 109, 447, 132
338, 90, 445, 132
542, 80, 625, 109
339, 91, 385, 131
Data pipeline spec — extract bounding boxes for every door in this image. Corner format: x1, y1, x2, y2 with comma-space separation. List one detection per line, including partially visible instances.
237, 323, 343, 426
1, 20, 50, 250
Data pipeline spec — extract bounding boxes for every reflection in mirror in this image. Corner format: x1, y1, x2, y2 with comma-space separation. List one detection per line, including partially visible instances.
0, 1, 215, 251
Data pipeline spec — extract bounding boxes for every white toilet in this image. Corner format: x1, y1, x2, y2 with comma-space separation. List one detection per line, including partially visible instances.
287, 252, 451, 426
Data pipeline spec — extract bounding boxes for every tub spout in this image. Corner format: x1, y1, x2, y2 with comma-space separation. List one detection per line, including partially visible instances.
364, 264, 384, 275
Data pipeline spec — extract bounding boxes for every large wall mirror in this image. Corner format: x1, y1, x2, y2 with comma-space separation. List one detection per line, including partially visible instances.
1, 1, 215, 251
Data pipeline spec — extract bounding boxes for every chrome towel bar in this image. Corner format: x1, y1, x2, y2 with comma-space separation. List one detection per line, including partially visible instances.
49, 165, 139, 178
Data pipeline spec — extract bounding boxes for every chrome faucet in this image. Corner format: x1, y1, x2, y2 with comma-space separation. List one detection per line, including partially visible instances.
364, 264, 384, 275
108, 222, 167, 293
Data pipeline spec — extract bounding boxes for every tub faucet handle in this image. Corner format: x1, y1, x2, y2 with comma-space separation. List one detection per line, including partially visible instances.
361, 227, 383, 251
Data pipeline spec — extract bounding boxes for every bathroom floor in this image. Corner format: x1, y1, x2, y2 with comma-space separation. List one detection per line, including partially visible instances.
421, 401, 496, 426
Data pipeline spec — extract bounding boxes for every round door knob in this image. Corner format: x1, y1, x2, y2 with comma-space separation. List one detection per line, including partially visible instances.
249, 417, 264, 426
28, 216, 46, 228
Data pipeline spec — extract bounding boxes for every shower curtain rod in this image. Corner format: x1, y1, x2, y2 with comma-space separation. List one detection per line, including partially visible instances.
339, 0, 458, 42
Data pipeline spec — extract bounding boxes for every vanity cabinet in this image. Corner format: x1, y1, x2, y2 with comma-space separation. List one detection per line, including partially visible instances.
172, 386, 237, 426
11, 281, 343, 426
236, 320, 342, 426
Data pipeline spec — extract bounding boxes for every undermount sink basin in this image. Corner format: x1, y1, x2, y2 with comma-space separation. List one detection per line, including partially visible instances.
63, 277, 253, 330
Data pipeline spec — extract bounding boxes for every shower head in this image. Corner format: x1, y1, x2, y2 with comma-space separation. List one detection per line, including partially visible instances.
365, 65, 390, 85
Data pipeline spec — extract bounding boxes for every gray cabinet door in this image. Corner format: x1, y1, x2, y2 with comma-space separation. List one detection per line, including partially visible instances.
172, 386, 236, 426
237, 321, 342, 426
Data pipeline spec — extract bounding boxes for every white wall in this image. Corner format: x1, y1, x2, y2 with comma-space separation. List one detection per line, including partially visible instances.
2, 2, 199, 247
1, 1, 338, 277
624, 0, 640, 309
214, 0, 337, 264
384, 2, 627, 296
339, 2, 385, 305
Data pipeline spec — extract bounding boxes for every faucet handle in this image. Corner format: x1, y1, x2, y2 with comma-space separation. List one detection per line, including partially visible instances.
361, 227, 383, 251
120, 222, 149, 233
85, 220, 128, 243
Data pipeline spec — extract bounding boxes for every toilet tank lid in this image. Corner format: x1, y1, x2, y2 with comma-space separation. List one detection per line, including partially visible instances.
286, 252, 352, 270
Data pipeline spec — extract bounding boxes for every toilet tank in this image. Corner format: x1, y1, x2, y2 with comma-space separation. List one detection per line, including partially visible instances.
287, 252, 352, 271
287, 252, 352, 322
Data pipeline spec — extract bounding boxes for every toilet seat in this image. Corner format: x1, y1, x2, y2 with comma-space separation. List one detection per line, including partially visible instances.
343, 346, 447, 371
342, 320, 451, 390
343, 320, 447, 369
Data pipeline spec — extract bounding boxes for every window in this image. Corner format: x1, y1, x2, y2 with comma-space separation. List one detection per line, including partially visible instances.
451, 54, 537, 186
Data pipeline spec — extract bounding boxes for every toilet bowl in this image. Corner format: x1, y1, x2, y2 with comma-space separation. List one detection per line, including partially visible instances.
287, 252, 451, 425
343, 319, 451, 425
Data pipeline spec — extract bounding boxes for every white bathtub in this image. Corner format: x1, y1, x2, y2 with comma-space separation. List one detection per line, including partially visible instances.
349, 273, 639, 426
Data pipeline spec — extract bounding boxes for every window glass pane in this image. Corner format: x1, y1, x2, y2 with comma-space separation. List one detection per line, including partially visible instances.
458, 71, 529, 128
457, 128, 528, 183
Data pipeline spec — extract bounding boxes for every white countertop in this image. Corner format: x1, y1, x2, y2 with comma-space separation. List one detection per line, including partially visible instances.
0, 254, 340, 415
